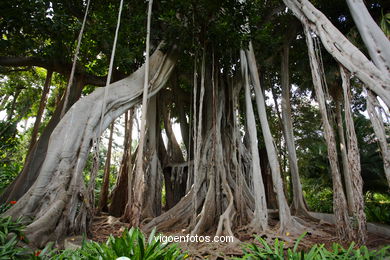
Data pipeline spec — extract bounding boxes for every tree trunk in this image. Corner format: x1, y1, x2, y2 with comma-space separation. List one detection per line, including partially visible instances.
109, 138, 129, 217
27, 70, 53, 153
131, 0, 154, 227
335, 99, 354, 215
280, 40, 310, 217
4, 46, 177, 247
98, 123, 114, 213
303, 24, 353, 241
340, 66, 367, 244
246, 43, 297, 234
259, 148, 278, 210
366, 89, 390, 187
240, 50, 268, 231
162, 97, 185, 163
144, 52, 253, 241
192, 50, 206, 228
121, 109, 135, 222
172, 78, 191, 157
142, 96, 163, 219
0, 94, 10, 110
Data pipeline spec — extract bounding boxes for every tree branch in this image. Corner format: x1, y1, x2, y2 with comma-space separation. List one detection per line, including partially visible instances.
0, 56, 107, 86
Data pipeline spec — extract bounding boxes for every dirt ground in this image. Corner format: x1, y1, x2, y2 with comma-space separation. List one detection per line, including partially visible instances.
90, 213, 390, 259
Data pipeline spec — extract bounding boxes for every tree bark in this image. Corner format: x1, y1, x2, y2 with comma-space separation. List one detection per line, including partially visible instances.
142, 96, 163, 219
27, 70, 53, 153
366, 89, 390, 188
345, 0, 390, 74
282, 0, 390, 108
0, 56, 106, 86
303, 24, 353, 241
340, 66, 367, 244
240, 50, 268, 231
246, 43, 297, 234
131, 0, 154, 227
121, 109, 135, 222
335, 99, 354, 215
280, 40, 310, 217
3, 46, 177, 247
98, 123, 114, 213
162, 97, 185, 163
109, 139, 129, 217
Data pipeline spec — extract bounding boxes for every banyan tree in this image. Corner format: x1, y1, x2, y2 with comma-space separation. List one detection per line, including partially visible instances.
1, 0, 389, 248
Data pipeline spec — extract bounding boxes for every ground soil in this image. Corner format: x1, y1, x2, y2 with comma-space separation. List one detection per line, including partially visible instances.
90, 213, 390, 259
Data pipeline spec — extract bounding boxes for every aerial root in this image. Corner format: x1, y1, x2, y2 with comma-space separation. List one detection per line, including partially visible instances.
143, 189, 195, 232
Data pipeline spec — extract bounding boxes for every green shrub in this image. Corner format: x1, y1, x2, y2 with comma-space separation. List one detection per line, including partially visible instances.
237, 233, 390, 259
0, 216, 28, 259
53, 228, 187, 260
0, 216, 186, 260
365, 202, 390, 225
0, 202, 13, 215
0, 216, 56, 260
304, 186, 333, 213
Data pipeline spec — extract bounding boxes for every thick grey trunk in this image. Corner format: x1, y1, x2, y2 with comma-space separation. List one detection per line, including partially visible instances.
241, 50, 268, 231
280, 41, 310, 217
143, 96, 163, 219
303, 24, 352, 240
366, 90, 390, 187
132, 0, 154, 227
340, 66, 367, 244
4, 47, 177, 247
246, 43, 295, 233
335, 100, 354, 215
192, 51, 206, 226
346, 0, 390, 74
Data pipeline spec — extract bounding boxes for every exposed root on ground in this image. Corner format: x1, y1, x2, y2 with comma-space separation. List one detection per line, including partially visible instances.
89, 214, 390, 258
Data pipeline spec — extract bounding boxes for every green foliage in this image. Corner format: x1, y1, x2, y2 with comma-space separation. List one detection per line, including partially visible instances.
380, 12, 390, 38
365, 192, 390, 224
0, 216, 29, 259
237, 233, 390, 259
0, 219, 186, 259
317, 242, 390, 260
236, 233, 316, 259
158, 0, 251, 58
303, 182, 333, 213
53, 228, 187, 260
0, 68, 47, 193
365, 203, 390, 225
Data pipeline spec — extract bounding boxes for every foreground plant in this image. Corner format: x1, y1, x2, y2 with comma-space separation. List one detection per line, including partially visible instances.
0, 217, 186, 260
53, 228, 186, 260
237, 233, 390, 259
0, 216, 29, 259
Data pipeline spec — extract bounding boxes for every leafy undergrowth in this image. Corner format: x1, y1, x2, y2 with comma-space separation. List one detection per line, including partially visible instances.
237, 233, 390, 259
51, 228, 187, 260
1, 223, 187, 259
0, 216, 31, 259
1, 215, 390, 259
